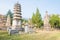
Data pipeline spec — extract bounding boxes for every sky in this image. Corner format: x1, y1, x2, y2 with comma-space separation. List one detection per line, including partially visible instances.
0, 0, 60, 19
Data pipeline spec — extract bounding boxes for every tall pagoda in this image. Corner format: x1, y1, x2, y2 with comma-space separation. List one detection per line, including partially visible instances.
44, 11, 51, 30
12, 2, 22, 29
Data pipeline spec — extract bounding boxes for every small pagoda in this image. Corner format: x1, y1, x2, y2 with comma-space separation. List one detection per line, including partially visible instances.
6, 15, 11, 27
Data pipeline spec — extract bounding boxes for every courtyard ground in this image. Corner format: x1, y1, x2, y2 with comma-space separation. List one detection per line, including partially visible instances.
0, 30, 60, 40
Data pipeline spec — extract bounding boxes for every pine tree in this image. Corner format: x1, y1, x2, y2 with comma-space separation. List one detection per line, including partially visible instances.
32, 8, 43, 28
6, 10, 13, 18
32, 13, 35, 24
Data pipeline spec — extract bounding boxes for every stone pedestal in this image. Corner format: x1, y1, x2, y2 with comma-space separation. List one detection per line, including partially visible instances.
25, 25, 29, 33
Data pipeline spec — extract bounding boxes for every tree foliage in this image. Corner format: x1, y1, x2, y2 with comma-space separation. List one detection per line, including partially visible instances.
32, 13, 35, 24
49, 14, 60, 28
22, 18, 28, 23
32, 8, 43, 28
6, 10, 13, 18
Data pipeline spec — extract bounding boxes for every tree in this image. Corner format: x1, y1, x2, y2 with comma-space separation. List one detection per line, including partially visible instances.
6, 10, 13, 18
32, 8, 43, 28
22, 18, 28, 23
32, 13, 35, 24
49, 14, 60, 29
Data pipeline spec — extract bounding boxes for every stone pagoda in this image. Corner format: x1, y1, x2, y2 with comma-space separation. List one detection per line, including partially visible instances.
6, 15, 11, 27
12, 2, 22, 30
0, 14, 6, 28
44, 11, 51, 30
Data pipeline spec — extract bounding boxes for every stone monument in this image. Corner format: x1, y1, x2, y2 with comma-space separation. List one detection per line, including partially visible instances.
12, 2, 22, 30
24, 19, 34, 33
6, 15, 11, 27
44, 11, 51, 31
24, 23, 29, 33
0, 14, 6, 29
28, 19, 34, 33
8, 2, 22, 35
6, 15, 11, 31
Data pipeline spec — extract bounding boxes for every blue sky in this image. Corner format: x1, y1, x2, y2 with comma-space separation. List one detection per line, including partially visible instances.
0, 0, 60, 19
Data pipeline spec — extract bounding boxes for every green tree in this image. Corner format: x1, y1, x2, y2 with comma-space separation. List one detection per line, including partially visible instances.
49, 14, 60, 29
58, 15, 60, 28
32, 8, 43, 28
32, 13, 36, 24
6, 10, 13, 18
22, 18, 28, 23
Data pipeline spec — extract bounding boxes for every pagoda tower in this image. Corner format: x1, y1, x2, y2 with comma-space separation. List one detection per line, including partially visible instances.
12, 2, 22, 29
44, 11, 51, 30
6, 15, 11, 27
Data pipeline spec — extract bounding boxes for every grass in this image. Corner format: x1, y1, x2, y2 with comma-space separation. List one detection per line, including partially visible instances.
0, 30, 60, 40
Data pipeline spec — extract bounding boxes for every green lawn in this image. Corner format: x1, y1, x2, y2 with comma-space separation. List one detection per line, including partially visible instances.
0, 30, 60, 40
